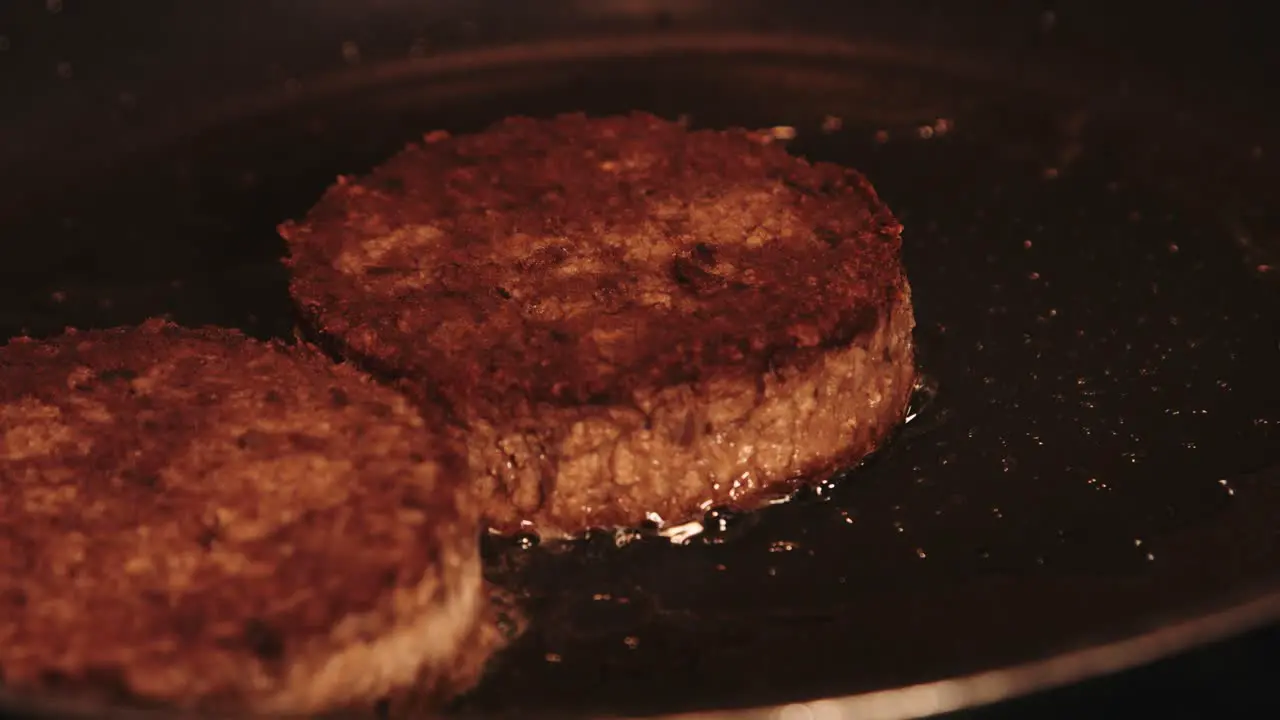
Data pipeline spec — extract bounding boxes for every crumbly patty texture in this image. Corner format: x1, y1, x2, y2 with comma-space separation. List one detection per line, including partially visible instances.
282, 112, 915, 537
0, 320, 488, 713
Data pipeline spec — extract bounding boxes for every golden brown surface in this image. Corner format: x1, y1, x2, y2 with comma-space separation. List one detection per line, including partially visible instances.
0, 320, 490, 713
282, 112, 915, 537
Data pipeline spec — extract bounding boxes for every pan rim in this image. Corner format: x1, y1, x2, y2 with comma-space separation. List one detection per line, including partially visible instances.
0, 30, 1187, 218
7, 30, 1266, 223
643, 585, 1280, 720
2, 579, 1275, 719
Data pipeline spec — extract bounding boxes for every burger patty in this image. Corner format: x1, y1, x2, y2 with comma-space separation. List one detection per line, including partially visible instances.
281, 112, 916, 539
0, 320, 500, 714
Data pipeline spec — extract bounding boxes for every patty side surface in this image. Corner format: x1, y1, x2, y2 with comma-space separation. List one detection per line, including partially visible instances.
0, 320, 494, 713
282, 112, 916, 537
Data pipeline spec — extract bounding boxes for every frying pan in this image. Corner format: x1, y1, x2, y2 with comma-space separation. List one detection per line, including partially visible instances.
1, 0, 1278, 718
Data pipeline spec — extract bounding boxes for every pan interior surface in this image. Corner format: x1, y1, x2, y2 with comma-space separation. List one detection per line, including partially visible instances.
0, 38, 1278, 719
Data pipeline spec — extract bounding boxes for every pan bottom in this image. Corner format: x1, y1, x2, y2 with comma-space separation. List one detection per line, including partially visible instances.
0, 35, 1277, 719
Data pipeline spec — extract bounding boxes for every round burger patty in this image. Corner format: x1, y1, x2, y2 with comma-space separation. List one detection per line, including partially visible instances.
281, 112, 916, 538
0, 320, 499, 714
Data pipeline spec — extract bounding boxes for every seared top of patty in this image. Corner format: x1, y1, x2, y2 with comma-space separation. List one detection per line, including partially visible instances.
282, 112, 905, 416
0, 320, 471, 705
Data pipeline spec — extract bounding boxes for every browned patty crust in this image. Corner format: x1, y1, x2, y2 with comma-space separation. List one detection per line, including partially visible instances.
0, 320, 492, 713
282, 112, 915, 537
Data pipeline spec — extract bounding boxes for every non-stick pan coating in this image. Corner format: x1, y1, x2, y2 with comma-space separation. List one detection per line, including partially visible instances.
0, 37, 1277, 719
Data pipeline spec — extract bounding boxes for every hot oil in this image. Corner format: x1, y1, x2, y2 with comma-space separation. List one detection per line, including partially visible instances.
479, 373, 944, 553
2, 45, 1277, 718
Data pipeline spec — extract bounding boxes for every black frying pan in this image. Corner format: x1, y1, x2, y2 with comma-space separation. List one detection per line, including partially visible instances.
1, 1, 1277, 718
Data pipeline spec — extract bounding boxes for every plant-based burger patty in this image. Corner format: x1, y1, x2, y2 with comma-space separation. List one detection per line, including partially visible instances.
0, 320, 499, 714
281, 112, 916, 539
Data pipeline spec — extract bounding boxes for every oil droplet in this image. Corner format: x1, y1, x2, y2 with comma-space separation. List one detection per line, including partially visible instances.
515, 532, 539, 550
761, 491, 795, 507
840, 510, 855, 525
1133, 538, 1144, 547
903, 374, 939, 425
341, 41, 361, 64
704, 506, 741, 533
660, 519, 704, 545
811, 473, 841, 499
698, 505, 763, 545
915, 548, 927, 559
1218, 479, 1235, 496
769, 540, 800, 553
612, 528, 643, 547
